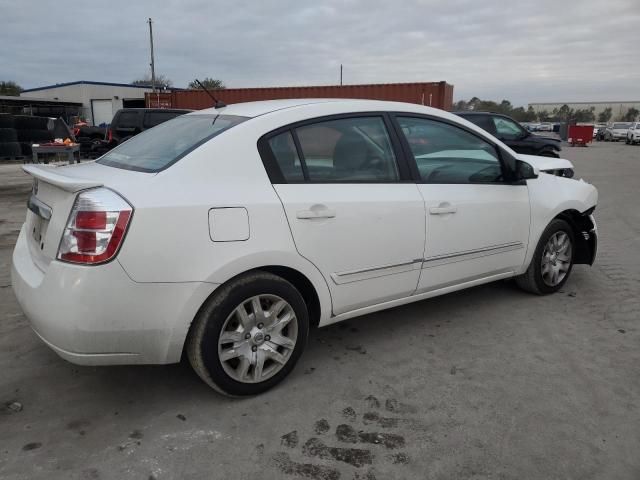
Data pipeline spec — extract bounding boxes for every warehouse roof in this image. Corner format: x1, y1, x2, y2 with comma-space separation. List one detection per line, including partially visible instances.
22, 81, 153, 93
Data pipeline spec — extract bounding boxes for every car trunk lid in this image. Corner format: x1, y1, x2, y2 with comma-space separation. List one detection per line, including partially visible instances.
21, 162, 150, 272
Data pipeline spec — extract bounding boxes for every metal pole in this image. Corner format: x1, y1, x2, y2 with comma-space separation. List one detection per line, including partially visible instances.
148, 18, 156, 93
340, 64, 343, 86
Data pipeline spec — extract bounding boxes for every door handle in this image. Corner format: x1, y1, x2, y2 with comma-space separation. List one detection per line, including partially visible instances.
296, 205, 336, 219
429, 203, 457, 215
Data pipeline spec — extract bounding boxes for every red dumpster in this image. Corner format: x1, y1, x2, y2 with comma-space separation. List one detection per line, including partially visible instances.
568, 125, 594, 146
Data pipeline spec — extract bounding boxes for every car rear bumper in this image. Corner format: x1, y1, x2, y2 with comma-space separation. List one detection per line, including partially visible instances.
11, 225, 215, 365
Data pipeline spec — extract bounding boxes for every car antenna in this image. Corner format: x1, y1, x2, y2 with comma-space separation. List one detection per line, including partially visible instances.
195, 79, 226, 109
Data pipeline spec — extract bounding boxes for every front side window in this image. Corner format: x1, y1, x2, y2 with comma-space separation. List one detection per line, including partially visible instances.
294, 117, 399, 182
397, 116, 503, 184
98, 114, 247, 172
492, 116, 525, 140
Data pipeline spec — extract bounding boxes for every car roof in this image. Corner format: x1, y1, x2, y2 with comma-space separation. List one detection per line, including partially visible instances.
193, 98, 450, 119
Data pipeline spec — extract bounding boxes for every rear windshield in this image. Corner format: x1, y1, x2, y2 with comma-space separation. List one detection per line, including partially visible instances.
98, 114, 247, 172
612, 123, 631, 129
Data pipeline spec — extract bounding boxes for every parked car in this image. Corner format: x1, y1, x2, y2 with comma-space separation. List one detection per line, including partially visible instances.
591, 124, 606, 139
595, 125, 608, 141
103, 108, 191, 150
12, 99, 598, 396
454, 111, 562, 157
604, 122, 633, 141
625, 122, 640, 144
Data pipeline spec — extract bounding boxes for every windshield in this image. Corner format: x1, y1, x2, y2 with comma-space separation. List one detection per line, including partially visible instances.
98, 114, 248, 172
612, 123, 631, 129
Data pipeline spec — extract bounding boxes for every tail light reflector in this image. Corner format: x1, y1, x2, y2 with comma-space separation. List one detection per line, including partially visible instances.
58, 188, 132, 265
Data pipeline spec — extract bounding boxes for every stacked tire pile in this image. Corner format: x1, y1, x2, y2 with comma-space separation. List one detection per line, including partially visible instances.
0, 115, 53, 161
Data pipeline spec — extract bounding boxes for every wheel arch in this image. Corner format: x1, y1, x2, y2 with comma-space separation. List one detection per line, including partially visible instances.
179, 262, 328, 361
553, 209, 597, 265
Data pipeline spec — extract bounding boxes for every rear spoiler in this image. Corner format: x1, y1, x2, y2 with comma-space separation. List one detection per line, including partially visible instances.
22, 165, 102, 193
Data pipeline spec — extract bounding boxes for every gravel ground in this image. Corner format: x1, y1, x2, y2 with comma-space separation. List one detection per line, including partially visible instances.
1, 142, 639, 480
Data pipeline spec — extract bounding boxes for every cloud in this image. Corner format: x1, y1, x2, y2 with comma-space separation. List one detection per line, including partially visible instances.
1, 0, 638, 105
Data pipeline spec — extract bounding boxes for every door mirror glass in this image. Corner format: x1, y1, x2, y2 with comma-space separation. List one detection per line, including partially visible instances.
517, 160, 538, 180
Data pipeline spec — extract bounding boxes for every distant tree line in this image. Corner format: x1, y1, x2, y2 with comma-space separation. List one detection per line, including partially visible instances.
130, 75, 225, 90
454, 97, 639, 123
0, 80, 23, 96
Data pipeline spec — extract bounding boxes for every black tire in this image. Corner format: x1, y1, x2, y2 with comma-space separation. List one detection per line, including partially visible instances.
187, 271, 309, 396
14, 115, 48, 130
0, 128, 17, 142
516, 219, 575, 295
0, 142, 22, 158
0, 116, 15, 128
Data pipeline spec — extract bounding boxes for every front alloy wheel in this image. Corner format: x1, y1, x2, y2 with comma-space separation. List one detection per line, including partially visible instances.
540, 231, 572, 287
516, 219, 575, 294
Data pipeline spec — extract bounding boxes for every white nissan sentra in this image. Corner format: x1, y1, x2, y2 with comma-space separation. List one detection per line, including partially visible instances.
12, 99, 598, 396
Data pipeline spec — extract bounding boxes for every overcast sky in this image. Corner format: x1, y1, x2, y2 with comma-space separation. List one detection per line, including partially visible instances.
1, 0, 638, 106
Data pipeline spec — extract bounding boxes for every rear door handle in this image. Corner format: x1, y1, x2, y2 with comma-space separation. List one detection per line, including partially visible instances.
296, 205, 336, 219
429, 203, 457, 215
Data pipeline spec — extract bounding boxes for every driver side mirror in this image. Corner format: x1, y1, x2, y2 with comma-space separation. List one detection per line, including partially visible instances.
516, 160, 538, 180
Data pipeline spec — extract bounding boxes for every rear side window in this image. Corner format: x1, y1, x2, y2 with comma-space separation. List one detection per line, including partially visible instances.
462, 114, 496, 134
397, 116, 502, 184
143, 111, 185, 128
115, 111, 140, 128
268, 132, 304, 181
98, 114, 247, 172
269, 117, 400, 183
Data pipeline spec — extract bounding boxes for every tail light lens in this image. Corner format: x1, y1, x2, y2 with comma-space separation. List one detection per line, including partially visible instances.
73, 127, 80, 137
106, 128, 113, 142
58, 188, 132, 265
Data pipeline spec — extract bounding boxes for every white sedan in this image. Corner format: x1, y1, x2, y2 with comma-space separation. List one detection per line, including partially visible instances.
12, 99, 598, 396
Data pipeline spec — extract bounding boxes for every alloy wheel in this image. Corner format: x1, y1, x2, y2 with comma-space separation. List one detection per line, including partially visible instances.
217, 294, 298, 384
541, 231, 572, 287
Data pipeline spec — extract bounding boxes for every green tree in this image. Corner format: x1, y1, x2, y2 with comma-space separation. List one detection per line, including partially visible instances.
623, 107, 639, 122
537, 110, 552, 122
597, 107, 612, 123
0, 80, 23, 96
188, 77, 225, 90
131, 74, 173, 88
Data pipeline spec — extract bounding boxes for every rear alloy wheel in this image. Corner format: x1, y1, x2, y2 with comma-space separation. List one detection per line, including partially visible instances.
516, 219, 574, 295
187, 271, 309, 396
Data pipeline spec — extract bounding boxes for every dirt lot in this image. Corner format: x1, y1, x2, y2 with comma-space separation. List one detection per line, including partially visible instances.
1, 142, 639, 480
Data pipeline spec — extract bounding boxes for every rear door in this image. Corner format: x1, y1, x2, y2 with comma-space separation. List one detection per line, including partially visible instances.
261, 114, 425, 315
393, 115, 530, 293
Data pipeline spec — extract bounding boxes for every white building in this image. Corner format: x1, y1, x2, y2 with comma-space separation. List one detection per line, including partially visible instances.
20, 81, 153, 126
528, 101, 640, 121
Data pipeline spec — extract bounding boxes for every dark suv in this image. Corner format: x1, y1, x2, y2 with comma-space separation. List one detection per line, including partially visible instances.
455, 111, 562, 157
106, 108, 191, 148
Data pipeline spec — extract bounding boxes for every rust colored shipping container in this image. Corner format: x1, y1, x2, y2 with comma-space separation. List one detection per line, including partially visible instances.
146, 81, 454, 111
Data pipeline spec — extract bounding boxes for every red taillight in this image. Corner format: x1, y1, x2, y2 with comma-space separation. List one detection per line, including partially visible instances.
76, 211, 107, 229
73, 127, 80, 137
58, 188, 132, 265
107, 128, 113, 142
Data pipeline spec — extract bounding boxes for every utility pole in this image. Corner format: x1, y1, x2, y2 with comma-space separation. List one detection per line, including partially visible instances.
148, 18, 156, 93
340, 64, 343, 86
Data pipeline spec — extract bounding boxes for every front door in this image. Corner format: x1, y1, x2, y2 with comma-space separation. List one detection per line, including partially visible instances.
394, 115, 530, 293
263, 115, 426, 315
